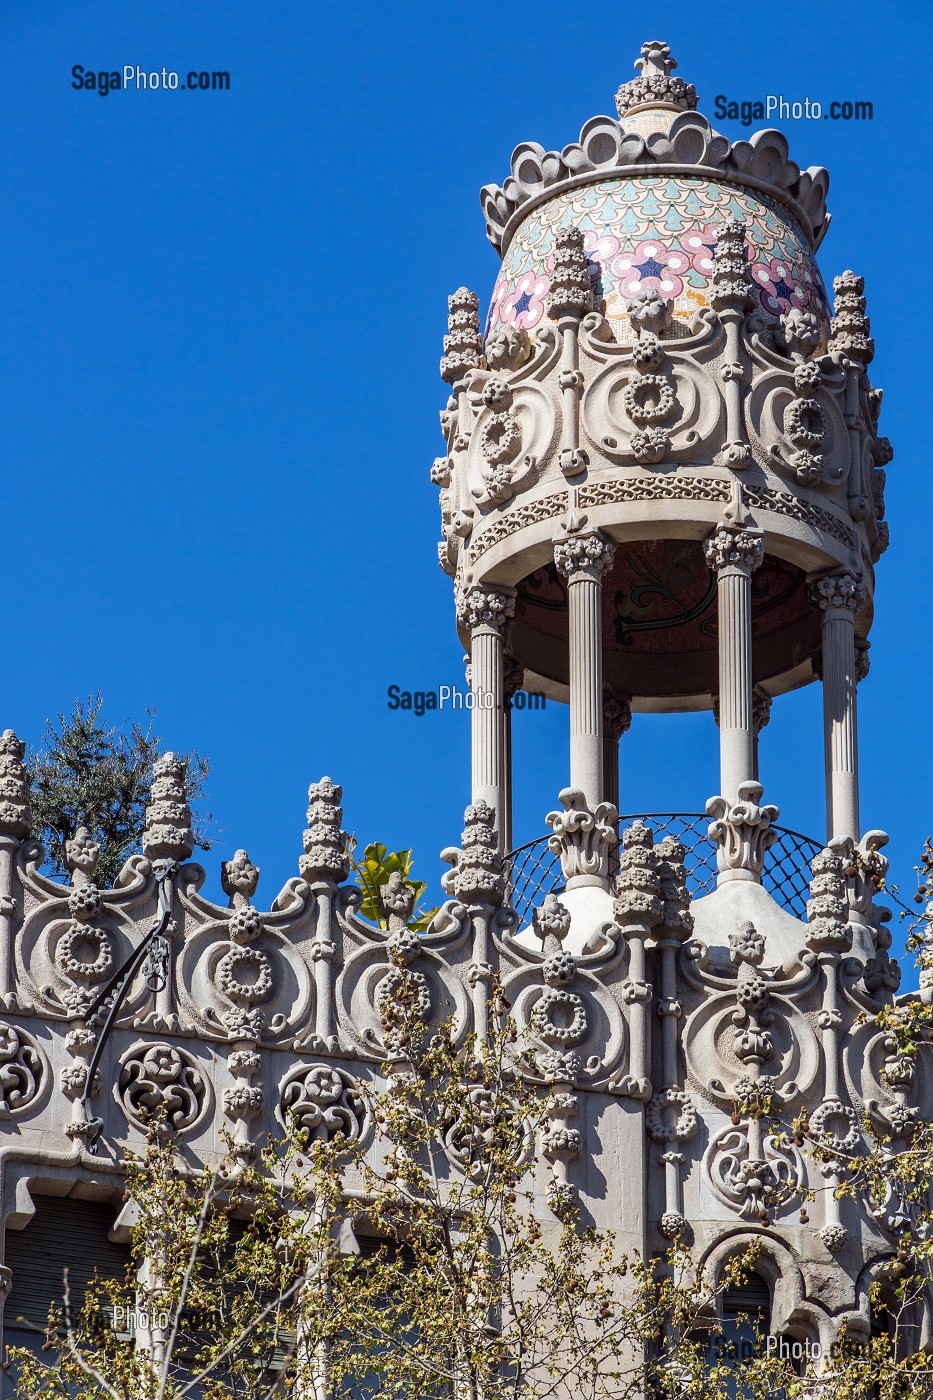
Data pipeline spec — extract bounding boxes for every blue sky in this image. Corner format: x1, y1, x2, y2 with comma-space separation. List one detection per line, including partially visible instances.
1, 0, 929, 979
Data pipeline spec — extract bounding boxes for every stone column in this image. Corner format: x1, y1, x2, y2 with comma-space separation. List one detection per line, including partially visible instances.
704, 525, 764, 804
457, 585, 515, 845
502, 652, 525, 856
602, 693, 632, 816
810, 571, 865, 842
553, 533, 616, 810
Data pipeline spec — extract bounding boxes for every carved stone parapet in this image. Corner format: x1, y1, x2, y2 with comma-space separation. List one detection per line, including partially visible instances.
703, 526, 763, 576
441, 801, 505, 906
614, 40, 697, 118
440, 287, 484, 384
300, 776, 350, 884
808, 571, 866, 616
546, 788, 617, 889
0, 730, 31, 841
553, 532, 616, 584
706, 781, 779, 881
546, 226, 592, 322
455, 584, 516, 634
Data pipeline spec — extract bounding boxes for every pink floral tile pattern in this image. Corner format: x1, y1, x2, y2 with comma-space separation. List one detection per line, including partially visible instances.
486, 176, 828, 340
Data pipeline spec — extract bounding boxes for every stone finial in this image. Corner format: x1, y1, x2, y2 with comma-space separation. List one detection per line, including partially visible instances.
613, 820, 662, 927
485, 325, 532, 372
222, 849, 260, 906
142, 752, 194, 862
379, 871, 416, 932
65, 827, 100, 879
546, 227, 592, 322
656, 835, 693, 941
828, 271, 874, 366
455, 585, 515, 634
614, 41, 697, 119
299, 777, 349, 884
709, 220, 754, 312
547, 789, 618, 887
779, 307, 823, 360
440, 800, 505, 906
706, 782, 779, 881
441, 287, 485, 385
806, 842, 854, 955
628, 286, 672, 338
0, 730, 32, 840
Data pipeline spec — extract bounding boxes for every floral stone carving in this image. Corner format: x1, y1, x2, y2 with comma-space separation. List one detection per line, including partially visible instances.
0, 1025, 43, 1118
118, 1043, 206, 1136
280, 1063, 365, 1146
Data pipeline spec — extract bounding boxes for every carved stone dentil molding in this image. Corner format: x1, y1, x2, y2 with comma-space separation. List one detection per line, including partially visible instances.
706, 782, 779, 880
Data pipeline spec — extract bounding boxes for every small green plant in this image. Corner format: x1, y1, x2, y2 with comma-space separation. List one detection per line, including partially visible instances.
348, 840, 439, 931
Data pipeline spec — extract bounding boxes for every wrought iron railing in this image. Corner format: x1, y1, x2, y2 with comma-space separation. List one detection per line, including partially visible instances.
504, 813, 822, 927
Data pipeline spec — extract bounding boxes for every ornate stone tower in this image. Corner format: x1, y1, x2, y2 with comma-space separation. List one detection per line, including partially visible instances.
435, 39, 912, 1347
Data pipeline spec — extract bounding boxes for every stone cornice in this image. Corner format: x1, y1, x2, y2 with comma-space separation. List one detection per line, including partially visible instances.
480, 109, 829, 258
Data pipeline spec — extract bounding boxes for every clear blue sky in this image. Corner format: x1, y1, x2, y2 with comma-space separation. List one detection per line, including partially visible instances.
1, 0, 929, 979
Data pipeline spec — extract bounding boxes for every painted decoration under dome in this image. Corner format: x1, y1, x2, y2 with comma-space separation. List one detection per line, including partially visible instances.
487, 176, 829, 342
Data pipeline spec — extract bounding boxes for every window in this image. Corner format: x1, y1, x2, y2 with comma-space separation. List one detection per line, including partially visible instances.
2, 1195, 131, 1396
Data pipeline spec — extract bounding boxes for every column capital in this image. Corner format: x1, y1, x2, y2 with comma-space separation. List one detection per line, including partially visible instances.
553, 531, 615, 583
456, 584, 515, 633
703, 524, 764, 576
504, 651, 525, 699
603, 693, 633, 741
808, 570, 866, 616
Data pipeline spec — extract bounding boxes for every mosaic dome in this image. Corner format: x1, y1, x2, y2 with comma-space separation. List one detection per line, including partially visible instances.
482, 41, 830, 343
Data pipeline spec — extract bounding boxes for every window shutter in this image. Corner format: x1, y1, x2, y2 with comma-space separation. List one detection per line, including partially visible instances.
4, 1196, 131, 1338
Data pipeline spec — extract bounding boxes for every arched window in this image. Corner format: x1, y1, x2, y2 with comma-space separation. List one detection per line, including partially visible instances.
719, 1269, 771, 1366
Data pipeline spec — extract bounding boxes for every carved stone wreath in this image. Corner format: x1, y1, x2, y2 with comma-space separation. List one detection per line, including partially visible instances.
216, 947, 273, 1004
785, 396, 825, 450
531, 989, 588, 1047
809, 1099, 861, 1155
0, 1025, 43, 1118
481, 413, 521, 466
374, 967, 432, 1026
55, 923, 114, 982
280, 1063, 365, 1146
646, 1088, 697, 1144
622, 375, 674, 425
118, 1043, 207, 1136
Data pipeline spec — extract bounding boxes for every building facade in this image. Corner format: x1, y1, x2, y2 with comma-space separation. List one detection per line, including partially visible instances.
0, 37, 925, 1384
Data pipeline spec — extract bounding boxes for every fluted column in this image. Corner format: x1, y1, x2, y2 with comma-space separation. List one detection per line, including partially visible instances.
457, 585, 515, 845
602, 693, 632, 816
502, 652, 525, 856
810, 571, 865, 842
704, 525, 764, 803
553, 533, 615, 809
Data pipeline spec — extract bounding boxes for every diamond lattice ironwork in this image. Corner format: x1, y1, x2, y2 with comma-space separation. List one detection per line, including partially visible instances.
504, 813, 821, 928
